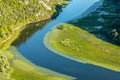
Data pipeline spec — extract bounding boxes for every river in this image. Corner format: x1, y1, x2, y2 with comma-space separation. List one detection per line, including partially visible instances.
13, 0, 120, 80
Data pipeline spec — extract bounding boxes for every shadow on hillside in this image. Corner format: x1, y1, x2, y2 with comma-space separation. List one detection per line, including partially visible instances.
12, 19, 50, 46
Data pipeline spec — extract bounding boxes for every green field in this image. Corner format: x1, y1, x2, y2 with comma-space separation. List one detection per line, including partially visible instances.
46, 23, 120, 72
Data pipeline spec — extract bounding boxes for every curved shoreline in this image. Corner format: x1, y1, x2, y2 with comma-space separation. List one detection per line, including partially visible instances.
43, 0, 105, 67
44, 25, 120, 73
9, 46, 75, 80
44, 31, 87, 64
1, 19, 50, 44
43, 0, 120, 72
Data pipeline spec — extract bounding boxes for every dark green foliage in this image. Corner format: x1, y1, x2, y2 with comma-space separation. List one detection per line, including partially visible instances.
70, 0, 120, 45
108, 19, 120, 43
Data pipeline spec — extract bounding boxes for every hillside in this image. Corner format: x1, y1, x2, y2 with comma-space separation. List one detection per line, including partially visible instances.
70, 0, 120, 45
0, 0, 72, 80
0, 0, 67, 49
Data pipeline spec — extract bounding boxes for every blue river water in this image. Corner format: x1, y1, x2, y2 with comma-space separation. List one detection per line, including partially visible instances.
14, 0, 120, 80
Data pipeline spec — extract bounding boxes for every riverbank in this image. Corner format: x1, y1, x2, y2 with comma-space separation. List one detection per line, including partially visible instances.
0, 0, 67, 49
0, 0, 75, 79
44, 23, 120, 72
7, 46, 75, 80
0, 19, 51, 50
44, 26, 87, 64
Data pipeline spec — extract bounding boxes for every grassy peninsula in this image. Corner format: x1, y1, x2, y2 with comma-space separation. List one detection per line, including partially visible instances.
45, 23, 120, 72
44, 0, 120, 72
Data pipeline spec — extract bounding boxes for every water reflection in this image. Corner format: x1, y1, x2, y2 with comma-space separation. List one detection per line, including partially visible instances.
13, 0, 120, 80
12, 19, 50, 46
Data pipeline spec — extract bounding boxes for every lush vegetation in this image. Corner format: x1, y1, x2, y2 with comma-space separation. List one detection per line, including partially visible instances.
0, 0, 68, 49
0, 0, 72, 80
0, 46, 73, 80
70, 0, 120, 45
47, 23, 120, 71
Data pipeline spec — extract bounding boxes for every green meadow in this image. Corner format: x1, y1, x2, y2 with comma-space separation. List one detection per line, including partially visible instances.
47, 23, 120, 72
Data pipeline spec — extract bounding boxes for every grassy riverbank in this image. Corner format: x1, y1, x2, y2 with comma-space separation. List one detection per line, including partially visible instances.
0, 0, 67, 49
0, 22, 75, 80
10, 46, 74, 80
45, 23, 120, 72
0, 46, 74, 80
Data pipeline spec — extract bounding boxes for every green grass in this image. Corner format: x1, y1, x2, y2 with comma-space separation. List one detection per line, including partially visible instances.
47, 23, 120, 72
0, 46, 74, 80
11, 60, 67, 80
12, 68, 66, 80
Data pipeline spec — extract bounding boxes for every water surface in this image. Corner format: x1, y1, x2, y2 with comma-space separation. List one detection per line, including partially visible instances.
13, 0, 120, 80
